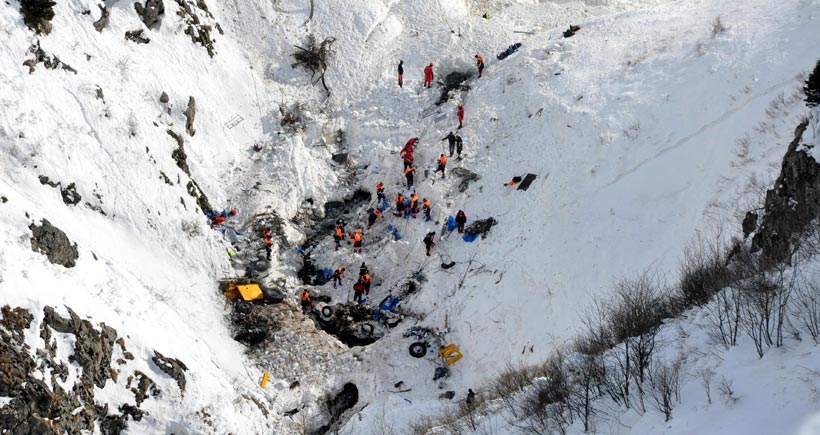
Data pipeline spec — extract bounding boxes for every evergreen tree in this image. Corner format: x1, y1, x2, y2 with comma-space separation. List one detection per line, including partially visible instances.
20, 0, 56, 35
806, 59, 820, 108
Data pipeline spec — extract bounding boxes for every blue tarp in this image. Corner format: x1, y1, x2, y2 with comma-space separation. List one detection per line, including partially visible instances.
323, 268, 332, 280
378, 199, 390, 212
463, 231, 479, 242
447, 216, 457, 231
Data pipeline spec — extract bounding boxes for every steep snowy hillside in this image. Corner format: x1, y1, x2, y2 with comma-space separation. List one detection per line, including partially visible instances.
2, 0, 819, 433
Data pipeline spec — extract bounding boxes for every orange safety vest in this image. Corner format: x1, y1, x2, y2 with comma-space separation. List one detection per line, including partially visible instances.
372, 208, 381, 217
352, 231, 362, 243
361, 274, 371, 283
336, 267, 345, 276
438, 156, 448, 165
335, 226, 344, 238
396, 194, 405, 204
410, 193, 419, 206
423, 199, 431, 208
300, 291, 310, 302
376, 182, 384, 191
476, 55, 484, 65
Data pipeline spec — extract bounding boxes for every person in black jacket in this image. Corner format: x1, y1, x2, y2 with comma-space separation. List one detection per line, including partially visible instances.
455, 210, 467, 233
397, 60, 404, 87
442, 132, 456, 157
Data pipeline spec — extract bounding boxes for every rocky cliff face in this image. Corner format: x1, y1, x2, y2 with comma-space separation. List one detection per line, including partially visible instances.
749, 120, 816, 265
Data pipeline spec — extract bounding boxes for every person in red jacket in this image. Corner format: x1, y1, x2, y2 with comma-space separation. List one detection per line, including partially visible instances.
424, 62, 434, 88
400, 139, 416, 169
456, 102, 465, 128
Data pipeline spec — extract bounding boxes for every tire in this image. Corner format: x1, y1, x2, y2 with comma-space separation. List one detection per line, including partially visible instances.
409, 341, 427, 358
386, 316, 401, 328
321, 306, 333, 319
235, 300, 253, 315
263, 288, 284, 304
360, 323, 374, 336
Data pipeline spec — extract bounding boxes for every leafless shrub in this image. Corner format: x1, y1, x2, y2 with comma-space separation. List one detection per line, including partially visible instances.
696, 368, 715, 404
792, 278, 820, 343
622, 122, 641, 140
710, 16, 728, 38
705, 285, 742, 346
279, 103, 306, 132
647, 355, 684, 421
676, 235, 733, 308
490, 363, 535, 417
717, 376, 737, 404
514, 354, 572, 435
765, 93, 789, 119
568, 339, 606, 432
115, 56, 133, 80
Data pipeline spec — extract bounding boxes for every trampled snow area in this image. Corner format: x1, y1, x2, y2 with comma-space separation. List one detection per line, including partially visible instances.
1, 0, 819, 433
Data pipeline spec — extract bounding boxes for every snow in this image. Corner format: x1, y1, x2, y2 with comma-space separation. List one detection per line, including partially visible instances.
1, 0, 820, 433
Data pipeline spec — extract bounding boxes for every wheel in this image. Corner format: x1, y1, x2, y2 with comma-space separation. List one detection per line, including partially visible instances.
235, 300, 254, 315
386, 316, 401, 328
263, 288, 284, 304
360, 323, 374, 336
321, 306, 333, 318
409, 341, 427, 358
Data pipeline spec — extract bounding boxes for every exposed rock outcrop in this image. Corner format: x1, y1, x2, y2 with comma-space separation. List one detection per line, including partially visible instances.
134, 0, 165, 29
29, 219, 79, 268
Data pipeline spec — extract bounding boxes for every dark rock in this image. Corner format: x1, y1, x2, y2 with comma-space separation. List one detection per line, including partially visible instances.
61, 183, 82, 205
183, 96, 196, 136
125, 29, 150, 44
95, 86, 105, 101
93, 5, 110, 32
22, 41, 77, 74
186, 180, 212, 214
29, 219, 79, 268
742, 211, 758, 239
100, 413, 128, 435
159, 91, 169, 103
1, 196, 7, 203
131, 371, 160, 406
38, 175, 59, 187
43, 306, 73, 333
134, 0, 165, 29
331, 153, 348, 163
151, 351, 187, 392
751, 121, 817, 266
168, 130, 189, 175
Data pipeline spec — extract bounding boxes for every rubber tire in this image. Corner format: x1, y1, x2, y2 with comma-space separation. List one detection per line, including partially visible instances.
360, 323, 374, 336
235, 300, 254, 315
409, 342, 427, 358
321, 306, 333, 319
386, 316, 401, 328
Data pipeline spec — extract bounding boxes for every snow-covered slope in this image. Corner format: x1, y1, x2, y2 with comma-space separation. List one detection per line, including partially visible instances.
2, 0, 820, 433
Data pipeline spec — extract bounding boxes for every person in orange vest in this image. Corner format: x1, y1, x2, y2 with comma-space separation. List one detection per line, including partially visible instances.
423, 231, 436, 256
376, 182, 385, 202
263, 228, 273, 260
395, 193, 406, 216
456, 102, 465, 129
422, 198, 432, 221
397, 60, 404, 88
331, 267, 345, 288
405, 166, 416, 189
333, 224, 346, 250
299, 289, 312, 314
474, 55, 485, 78
424, 62, 434, 88
367, 207, 382, 229
349, 229, 363, 253
353, 279, 366, 303
360, 273, 372, 294
434, 154, 448, 178
455, 210, 467, 233
409, 191, 419, 218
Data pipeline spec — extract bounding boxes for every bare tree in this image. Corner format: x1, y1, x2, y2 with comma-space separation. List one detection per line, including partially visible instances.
792, 278, 820, 343
568, 338, 606, 432
705, 285, 742, 346
696, 368, 715, 405
647, 355, 684, 422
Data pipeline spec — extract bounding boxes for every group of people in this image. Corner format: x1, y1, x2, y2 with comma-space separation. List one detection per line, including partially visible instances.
398, 55, 485, 89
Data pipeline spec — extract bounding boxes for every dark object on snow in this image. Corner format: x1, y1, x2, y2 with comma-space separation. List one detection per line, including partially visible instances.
806, 59, 820, 108
563, 25, 581, 38
29, 219, 79, 268
93, 5, 110, 32
409, 342, 427, 358
151, 351, 188, 392
517, 173, 537, 191
441, 261, 456, 269
437, 71, 472, 105
134, 0, 165, 30
20, 0, 56, 34
466, 389, 475, 404
439, 391, 456, 400
464, 217, 498, 240
284, 408, 299, 417
394, 381, 404, 389
292, 35, 336, 94
433, 366, 450, 381
451, 167, 480, 192
319, 383, 358, 435
497, 42, 522, 60
125, 29, 150, 44
331, 153, 348, 163
234, 327, 268, 345
183, 96, 196, 136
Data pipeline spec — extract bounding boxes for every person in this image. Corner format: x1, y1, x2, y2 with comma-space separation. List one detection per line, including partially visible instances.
423, 231, 436, 256
442, 132, 456, 157
405, 166, 416, 189
504, 176, 523, 187
333, 224, 345, 250
422, 198, 432, 221
395, 193, 406, 216
405, 137, 420, 149
409, 191, 419, 218
424, 62, 434, 88
434, 154, 448, 178
466, 389, 475, 405
455, 210, 467, 233
350, 229, 363, 253
376, 182, 385, 202
331, 267, 345, 289
360, 273, 372, 294
353, 280, 366, 303
367, 207, 382, 229
397, 60, 404, 87
400, 147, 414, 169
359, 261, 369, 277
474, 55, 484, 78
263, 228, 273, 260
456, 102, 465, 128
455, 134, 464, 159
299, 289, 312, 314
